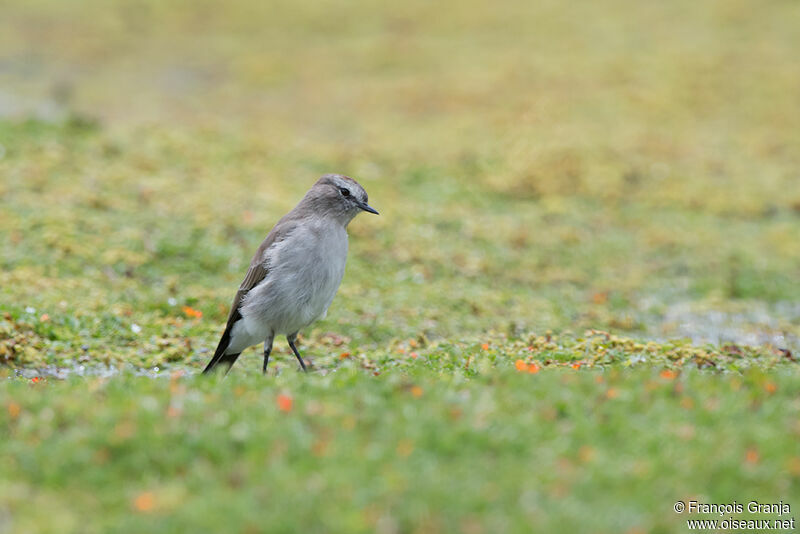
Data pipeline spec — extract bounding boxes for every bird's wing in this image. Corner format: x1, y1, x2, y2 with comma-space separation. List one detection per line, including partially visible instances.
225, 217, 300, 325
203, 213, 302, 374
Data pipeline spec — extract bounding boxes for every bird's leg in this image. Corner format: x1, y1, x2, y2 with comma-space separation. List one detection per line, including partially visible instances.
262, 334, 274, 375
287, 333, 308, 372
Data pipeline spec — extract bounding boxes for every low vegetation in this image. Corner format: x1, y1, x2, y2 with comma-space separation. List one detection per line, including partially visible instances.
1, 0, 799, 532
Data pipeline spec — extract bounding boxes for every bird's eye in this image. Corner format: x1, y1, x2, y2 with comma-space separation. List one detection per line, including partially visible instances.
339, 187, 350, 197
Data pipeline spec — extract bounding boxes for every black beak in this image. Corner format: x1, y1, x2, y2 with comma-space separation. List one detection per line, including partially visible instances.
358, 201, 379, 215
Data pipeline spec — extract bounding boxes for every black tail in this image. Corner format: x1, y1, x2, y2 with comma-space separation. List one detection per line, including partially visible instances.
203, 315, 242, 375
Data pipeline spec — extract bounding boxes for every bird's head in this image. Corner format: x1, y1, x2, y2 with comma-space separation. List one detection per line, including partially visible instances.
307, 174, 379, 224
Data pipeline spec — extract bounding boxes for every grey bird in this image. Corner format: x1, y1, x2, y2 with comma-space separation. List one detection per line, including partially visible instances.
203, 174, 378, 375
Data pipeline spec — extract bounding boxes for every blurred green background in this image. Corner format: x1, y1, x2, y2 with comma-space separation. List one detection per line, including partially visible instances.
1, 1, 799, 532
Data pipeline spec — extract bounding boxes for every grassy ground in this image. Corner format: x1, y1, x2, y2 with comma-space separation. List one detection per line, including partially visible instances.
1, 0, 800, 532
3, 360, 799, 533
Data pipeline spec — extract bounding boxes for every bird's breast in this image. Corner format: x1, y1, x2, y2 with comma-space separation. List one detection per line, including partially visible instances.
240, 222, 349, 335
281, 223, 347, 325
304, 226, 348, 306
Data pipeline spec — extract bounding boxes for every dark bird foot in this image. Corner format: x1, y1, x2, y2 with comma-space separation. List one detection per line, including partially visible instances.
262, 350, 271, 375
287, 334, 308, 373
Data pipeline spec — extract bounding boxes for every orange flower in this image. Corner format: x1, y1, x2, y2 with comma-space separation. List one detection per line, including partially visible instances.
133, 491, 155, 512
276, 393, 293, 413
410, 385, 423, 398
764, 382, 777, 394
339, 352, 351, 359
481, 343, 490, 351
30, 377, 43, 384
39, 313, 50, 322
571, 362, 581, 370
660, 369, 677, 380
311, 439, 329, 457
745, 448, 759, 465
7, 402, 20, 419
787, 456, 800, 476
514, 360, 540, 374
578, 445, 595, 463
606, 388, 619, 399
409, 352, 418, 359
397, 439, 414, 457
182, 306, 203, 318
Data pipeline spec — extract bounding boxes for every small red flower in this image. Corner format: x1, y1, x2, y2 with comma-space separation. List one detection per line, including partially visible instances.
276, 393, 293, 413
